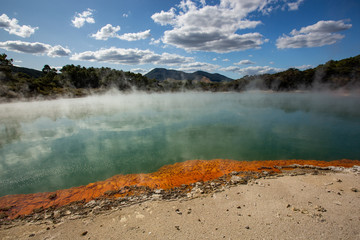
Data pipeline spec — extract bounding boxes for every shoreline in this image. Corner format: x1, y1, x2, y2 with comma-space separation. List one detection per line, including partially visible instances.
0, 159, 359, 221
0, 163, 359, 239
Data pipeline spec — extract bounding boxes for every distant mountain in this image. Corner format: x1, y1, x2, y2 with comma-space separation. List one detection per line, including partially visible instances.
145, 68, 233, 82
11, 66, 43, 78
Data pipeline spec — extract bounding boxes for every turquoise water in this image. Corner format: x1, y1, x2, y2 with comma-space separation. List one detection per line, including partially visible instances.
0, 92, 359, 196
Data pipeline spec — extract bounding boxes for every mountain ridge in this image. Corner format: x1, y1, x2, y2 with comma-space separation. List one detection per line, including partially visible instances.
145, 68, 233, 82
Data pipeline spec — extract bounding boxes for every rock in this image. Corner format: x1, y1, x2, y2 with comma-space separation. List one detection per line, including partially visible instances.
175, 226, 180, 230
187, 208, 192, 214
292, 207, 300, 212
81, 231, 88, 236
0, 212, 8, 219
315, 206, 327, 212
351, 188, 358, 192
29, 233, 35, 237
195, 182, 203, 186
230, 175, 247, 185
151, 194, 162, 200
311, 171, 319, 175
53, 210, 61, 218
84, 200, 97, 208
350, 165, 360, 172
191, 186, 204, 195
175, 209, 182, 215
154, 189, 163, 194
301, 209, 309, 214
245, 226, 250, 229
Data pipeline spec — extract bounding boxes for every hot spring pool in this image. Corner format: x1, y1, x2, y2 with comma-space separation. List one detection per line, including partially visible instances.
0, 92, 359, 196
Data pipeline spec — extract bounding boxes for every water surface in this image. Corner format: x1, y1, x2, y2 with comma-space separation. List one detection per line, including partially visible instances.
0, 92, 359, 196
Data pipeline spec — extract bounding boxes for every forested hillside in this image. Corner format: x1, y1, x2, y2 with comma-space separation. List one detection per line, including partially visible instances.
0, 53, 359, 102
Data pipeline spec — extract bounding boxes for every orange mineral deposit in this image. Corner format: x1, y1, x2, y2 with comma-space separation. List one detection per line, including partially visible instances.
0, 159, 359, 219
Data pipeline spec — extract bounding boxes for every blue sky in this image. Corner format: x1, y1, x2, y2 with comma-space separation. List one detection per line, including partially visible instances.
1, 0, 359, 79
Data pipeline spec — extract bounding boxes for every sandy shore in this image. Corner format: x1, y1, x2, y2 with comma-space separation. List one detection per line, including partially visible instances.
1, 168, 359, 240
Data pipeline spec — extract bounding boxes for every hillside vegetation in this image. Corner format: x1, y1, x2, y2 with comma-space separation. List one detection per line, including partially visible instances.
0, 53, 359, 101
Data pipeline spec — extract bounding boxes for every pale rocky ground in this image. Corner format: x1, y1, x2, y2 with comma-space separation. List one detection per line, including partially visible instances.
1, 171, 359, 240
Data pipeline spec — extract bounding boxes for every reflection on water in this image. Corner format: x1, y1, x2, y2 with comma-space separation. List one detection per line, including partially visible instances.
0, 92, 359, 196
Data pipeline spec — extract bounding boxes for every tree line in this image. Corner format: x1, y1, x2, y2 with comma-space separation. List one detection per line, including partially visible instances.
0, 53, 359, 101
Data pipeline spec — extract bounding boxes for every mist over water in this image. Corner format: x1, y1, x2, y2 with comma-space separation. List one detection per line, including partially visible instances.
0, 91, 360, 196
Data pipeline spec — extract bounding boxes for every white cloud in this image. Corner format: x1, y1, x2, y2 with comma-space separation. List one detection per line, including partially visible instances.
118, 29, 151, 41
47, 45, 71, 57
163, 30, 265, 53
234, 59, 255, 65
150, 38, 161, 45
131, 68, 148, 74
222, 59, 230, 62
151, 7, 177, 26
177, 61, 220, 72
91, 24, 121, 40
222, 65, 283, 76
0, 13, 38, 37
212, 58, 217, 61
277, 19, 352, 49
152, 0, 268, 53
287, 0, 304, 11
72, 8, 95, 28
291, 20, 352, 35
123, 13, 129, 18
91, 25, 150, 41
70, 47, 193, 66
294, 64, 312, 70
0, 40, 71, 57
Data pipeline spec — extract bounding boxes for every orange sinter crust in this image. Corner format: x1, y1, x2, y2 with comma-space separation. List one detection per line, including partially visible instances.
0, 159, 359, 219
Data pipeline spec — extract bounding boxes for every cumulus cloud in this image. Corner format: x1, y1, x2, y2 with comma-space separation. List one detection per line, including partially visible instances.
294, 64, 312, 70
151, 8, 177, 26
0, 40, 71, 57
72, 9, 95, 28
222, 65, 283, 76
0, 13, 38, 37
150, 38, 161, 45
177, 62, 220, 72
91, 24, 121, 40
47, 45, 72, 57
131, 68, 148, 74
91, 24, 150, 41
276, 19, 352, 49
287, 0, 304, 11
118, 29, 151, 41
234, 59, 255, 65
70, 47, 193, 66
151, 0, 268, 53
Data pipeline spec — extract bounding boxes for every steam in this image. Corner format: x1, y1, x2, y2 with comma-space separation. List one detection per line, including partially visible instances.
0, 91, 359, 196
